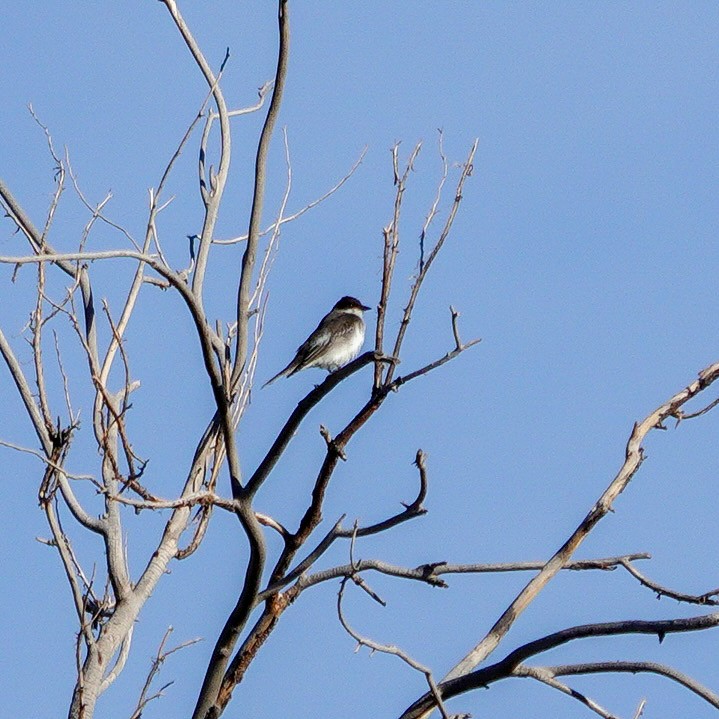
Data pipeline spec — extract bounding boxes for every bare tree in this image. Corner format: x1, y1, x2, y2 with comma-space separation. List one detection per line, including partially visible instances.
2, 3, 719, 719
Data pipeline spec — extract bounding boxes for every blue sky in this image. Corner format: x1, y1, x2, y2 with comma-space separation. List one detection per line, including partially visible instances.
2, 2, 719, 718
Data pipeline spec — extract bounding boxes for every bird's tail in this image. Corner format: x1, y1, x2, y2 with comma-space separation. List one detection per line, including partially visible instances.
261, 361, 297, 388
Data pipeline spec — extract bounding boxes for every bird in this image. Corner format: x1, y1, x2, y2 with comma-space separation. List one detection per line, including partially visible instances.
263, 296, 371, 387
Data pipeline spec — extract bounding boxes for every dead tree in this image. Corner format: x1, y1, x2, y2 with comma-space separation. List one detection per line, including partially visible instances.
2, 3, 719, 719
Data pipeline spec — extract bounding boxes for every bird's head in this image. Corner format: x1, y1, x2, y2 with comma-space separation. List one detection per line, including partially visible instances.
334, 296, 371, 312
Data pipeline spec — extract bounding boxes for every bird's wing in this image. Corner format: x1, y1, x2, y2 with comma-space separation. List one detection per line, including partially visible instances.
291, 326, 334, 369
264, 311, 363, 386
262, 315, 334, 386
292, 313, 358, 370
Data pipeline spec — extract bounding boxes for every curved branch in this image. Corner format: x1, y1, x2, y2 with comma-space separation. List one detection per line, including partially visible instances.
400, 612, 719, 718
337, 577, 452, 719
158, 1, 231, 304
336, 448, 429, 538
231, 0, 290, 389
547, 660, 719, 709
191, 502, 266, 719
501, 613, 719, 668
619, 558, 719, 605
56, 474, 106, 535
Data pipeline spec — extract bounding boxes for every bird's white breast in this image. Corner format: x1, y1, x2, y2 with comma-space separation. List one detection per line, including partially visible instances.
315, 322, 365, 371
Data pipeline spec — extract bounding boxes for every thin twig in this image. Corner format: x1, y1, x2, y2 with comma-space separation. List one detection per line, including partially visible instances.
129, 627, 202, 719
337, 577, 453, 719
214, 147, 367, 244
384, 139, 478, 386
419, 130, 448, 274
374, 141, 422, 389
619, 558, 719, 605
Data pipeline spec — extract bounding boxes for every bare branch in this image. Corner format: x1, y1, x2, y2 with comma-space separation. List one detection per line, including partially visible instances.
440, 360, 719, 684
419, 131, 448, 274
130, 627, 202, 719
256, 516, 346, 603
257, 450, 428, 604
0, 249, 158, 265
550, 661, 719, 710
304, 558, 450, 590
53, 330, 77, 426
337, 577, 454, 719
65, 154, 141, 252
0, 439, 93, 482
245, 351, 379, 497
100, 83, 216, 398
158, 1, 231, 304
337, 449, 429, 537
619, 557, 719, 605
0, 177, 102, 392
44, 497, 96, 645
293, 554, 652, 598
389, 330, 480, 390
107, 490, 238, 514
383, 139, 478, 386
430, 554, 651, 575
237, 126, 294, 416
214, 147, 367, 245
633, 699, 647, 719
515, 665, 618, 719
27, 104, 66, 248
99, 626, 133, 694
0, 328, 53, 454
674, 395, 719, 421
374, 141, 423, 389
230, 0, 290, 391
401, 611, 719, 718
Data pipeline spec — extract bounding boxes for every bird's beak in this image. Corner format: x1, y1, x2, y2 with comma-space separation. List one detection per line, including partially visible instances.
360, 303, 371, 311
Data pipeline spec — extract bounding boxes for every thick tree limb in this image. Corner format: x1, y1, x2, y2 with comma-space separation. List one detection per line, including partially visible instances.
400, 612, 719, 718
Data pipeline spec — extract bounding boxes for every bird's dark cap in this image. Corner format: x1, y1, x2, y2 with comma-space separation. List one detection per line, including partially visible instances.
335, 296, 371, 312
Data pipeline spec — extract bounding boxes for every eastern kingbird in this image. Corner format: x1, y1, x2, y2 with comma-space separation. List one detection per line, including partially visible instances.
263, 296, 371, 387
